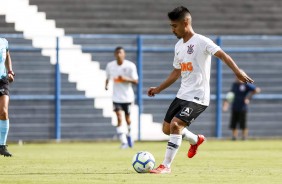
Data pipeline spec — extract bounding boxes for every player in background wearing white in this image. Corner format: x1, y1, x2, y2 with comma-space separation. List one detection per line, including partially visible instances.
148, 6, 254, 174
105, 47, 138, 149
0, 38, 15, 157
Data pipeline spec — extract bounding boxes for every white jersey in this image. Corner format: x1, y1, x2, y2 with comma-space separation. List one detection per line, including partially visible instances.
173, 34, 221, 106
106, 60, 138, 103
0, 38, 8, 79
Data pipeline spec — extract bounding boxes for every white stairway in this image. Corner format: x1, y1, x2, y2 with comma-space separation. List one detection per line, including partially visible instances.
0, 0, 168, 140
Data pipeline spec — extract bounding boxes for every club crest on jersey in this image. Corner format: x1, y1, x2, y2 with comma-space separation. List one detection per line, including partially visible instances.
239, 84, 246, 92
179, 107, 193, 117
187, 45, 194, 54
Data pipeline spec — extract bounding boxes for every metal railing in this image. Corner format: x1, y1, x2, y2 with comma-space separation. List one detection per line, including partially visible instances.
2, 34, 282, 141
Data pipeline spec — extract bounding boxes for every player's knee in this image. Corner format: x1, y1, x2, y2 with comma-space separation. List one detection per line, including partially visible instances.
116, 112, 122, 119
125, 115, 131, 123
170, 121, 181, 134
162, 124, 170, 135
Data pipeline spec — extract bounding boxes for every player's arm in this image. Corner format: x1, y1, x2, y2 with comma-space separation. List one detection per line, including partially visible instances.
105, 64, 110, 90
105, 79, 109, 90
245, 87, 261, 104
214, 50, 254, 84
147, 68, 181, 97
118, 76, 138, 85
222, 91, 234, 111
248, 87, 261, 98
5, 51, 15, 83
118, 64, 138, 85
222, 100, 229, 112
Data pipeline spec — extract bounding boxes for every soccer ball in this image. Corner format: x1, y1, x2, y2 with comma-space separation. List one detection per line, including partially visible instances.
132, 151, 155, 173
225, 91, 235, 103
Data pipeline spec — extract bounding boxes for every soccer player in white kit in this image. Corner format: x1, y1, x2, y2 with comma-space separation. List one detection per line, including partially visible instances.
148, 6, 254, 174
105, 47, 138, 149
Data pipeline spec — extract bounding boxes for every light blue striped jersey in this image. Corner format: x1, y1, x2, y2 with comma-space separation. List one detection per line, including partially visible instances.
0, 38, 8, 78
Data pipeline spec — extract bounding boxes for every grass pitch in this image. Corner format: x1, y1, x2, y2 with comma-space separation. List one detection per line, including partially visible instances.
0, 140, 281, 184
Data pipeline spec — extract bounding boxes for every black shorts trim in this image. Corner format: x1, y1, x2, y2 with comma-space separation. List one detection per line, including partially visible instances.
230, 110, 247, 129
0, 77, 9, 96
164, 98, 207, 126
113, 102, 131, 115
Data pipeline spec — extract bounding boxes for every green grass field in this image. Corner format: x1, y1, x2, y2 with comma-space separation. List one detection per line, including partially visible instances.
0, 140, 281, 184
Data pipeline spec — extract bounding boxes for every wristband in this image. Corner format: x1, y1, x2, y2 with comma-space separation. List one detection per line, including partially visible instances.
8, 71, 15, 76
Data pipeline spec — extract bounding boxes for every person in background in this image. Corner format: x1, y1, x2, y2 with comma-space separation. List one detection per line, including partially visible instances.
223, 76, 261, 140
0, 37, 15, 157
105, 47, 138, 149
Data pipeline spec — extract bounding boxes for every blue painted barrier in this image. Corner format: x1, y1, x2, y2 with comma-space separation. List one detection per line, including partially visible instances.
2, 34, 282, 140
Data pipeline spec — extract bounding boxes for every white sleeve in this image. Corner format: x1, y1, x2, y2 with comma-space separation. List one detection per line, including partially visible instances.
5, 39, 9, 50
130, 63, 138, 80
173, 46, 181, 69
105, 64, 110, 79
204, 38, 221, 55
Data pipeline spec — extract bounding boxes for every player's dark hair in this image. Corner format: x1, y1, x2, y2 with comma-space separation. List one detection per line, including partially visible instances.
115, 46, 124, 52
168, 6, 191, 21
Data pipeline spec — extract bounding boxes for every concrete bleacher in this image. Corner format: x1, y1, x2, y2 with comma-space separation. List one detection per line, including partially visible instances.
29, 0, 282, 35
0, 15, 115, 141
0, 15, 18, 33
1, 0, 281, 140
10, 44, 116, 140
71, 34, 282, 138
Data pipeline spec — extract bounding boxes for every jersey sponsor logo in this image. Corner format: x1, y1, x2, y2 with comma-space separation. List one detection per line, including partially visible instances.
113, 76, 125, 83
180, 62, 193, 72
187, 45, 194, 54
179, 107, 193, 117
194, 97, 200, 101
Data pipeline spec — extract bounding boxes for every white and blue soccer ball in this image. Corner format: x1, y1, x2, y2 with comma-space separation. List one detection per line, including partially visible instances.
132, 151, 155, 173
226, 91, 235, 103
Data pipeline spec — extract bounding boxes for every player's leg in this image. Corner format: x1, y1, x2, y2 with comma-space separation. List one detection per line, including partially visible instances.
162, 98, 182, 136
163, 117, 185, 166
239, 111, 247, 140
162, 121, 170, 135
232, 129, 238, 141
175, 102, 207, 158
182, 127, 198, 144
0, 94, 12, 157
113, 103, 128, 148
150, 98, 181, 174
161, 99, 186, 164
230, 111, 239, 140
123, 103, 133, 147
150, 117, 184, 174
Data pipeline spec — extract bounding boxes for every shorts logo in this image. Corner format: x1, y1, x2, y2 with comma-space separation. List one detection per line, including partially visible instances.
179, 107, 193, 117
187, 45, 194, 54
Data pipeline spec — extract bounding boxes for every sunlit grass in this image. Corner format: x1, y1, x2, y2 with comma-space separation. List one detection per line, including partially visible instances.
0, 140, 281, 184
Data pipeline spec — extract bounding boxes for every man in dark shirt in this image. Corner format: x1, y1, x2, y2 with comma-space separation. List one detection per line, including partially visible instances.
223, 78, 260, 140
